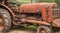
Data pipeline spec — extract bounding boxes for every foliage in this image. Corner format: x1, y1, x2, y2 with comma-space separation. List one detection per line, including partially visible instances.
15, 0, 57, 4
39, 0, 55, 3
16, 0, 60, 3
16, 0, 55, 3
55, 0, 60, 6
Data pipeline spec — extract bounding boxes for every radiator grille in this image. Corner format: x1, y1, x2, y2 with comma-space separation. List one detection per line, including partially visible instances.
52, 6, 60, 18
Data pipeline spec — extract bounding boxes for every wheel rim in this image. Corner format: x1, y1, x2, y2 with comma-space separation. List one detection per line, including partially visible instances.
0, 16, 4, 31
40, 29, 47, 33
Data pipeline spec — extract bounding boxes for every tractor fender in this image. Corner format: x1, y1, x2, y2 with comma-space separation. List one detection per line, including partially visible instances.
0, 4, 15, 18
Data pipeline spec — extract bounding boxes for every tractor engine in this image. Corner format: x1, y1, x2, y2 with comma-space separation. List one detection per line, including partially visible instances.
14, 3, 44, 25
19, 3, 43, 22
18, 3, 60, 26
5, 0, 60, 26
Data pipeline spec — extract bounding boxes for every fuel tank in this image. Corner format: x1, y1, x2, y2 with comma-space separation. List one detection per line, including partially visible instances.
18, 3, 57, 13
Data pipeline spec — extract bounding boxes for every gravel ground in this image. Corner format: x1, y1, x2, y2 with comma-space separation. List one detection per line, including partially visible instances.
8, 30, 34, 33
6, 26, 60, 33
8, 26, 36, 33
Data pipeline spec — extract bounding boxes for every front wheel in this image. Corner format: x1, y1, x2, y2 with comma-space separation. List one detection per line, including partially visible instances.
37, 25, 52, 33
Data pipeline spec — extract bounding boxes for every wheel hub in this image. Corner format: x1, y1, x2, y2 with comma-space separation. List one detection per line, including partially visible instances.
40, 29, 47, 33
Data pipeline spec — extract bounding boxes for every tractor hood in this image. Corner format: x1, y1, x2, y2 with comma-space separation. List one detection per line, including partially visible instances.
18, 3, 57, 13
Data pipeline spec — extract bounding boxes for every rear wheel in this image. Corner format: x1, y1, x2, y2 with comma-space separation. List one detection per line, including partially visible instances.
0, 8, 11, 33
37, 25, 52, 33
0, 16, 4, 32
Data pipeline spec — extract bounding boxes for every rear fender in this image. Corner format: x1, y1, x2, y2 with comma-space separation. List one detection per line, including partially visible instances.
0, 4, 15, 18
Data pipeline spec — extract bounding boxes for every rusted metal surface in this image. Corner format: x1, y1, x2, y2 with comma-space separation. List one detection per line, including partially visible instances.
18, 3, 60, 27
51, 5, 60, 19
52, 19, 60, 27
2, 0, 5, 5
1, 0, 60, 28
40, 29, 47, 33
0, 4, 15, 18
21, 18, 50, 26
0, 0, 15, 18
0, 0, 5, 5
19, 3, 57, 13
19, 3, 58, 22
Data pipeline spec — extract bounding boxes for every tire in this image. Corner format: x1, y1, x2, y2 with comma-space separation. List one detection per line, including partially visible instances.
0, 8, 11, 33
37, 25, 52, 33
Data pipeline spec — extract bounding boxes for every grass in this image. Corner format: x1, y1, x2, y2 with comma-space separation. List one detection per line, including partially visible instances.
24, 25, 37, 33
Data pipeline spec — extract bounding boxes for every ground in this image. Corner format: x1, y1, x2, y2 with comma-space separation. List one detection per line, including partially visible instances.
8, 26, 36, 33
8, 26, 60, 33
8, 29, 34, 33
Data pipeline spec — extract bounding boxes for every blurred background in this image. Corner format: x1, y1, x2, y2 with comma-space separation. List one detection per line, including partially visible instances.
16, 0, 55, 4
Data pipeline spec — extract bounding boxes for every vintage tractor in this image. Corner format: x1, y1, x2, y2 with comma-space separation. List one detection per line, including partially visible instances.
0, 0, 60, 33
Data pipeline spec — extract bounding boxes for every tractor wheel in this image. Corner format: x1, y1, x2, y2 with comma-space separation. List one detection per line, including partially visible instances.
0, 8, 11, 33
37, 25, 52, 33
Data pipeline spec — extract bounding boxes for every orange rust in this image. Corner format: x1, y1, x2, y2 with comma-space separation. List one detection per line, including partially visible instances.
19, 3, 57, 22
52, 19, 60, 27
40, 29, 47, 33
0, 0, 60, 28
2, 0, 5, 5
41, 5, 47, 21
21, 18, 50, 25
19, 3, 56, 13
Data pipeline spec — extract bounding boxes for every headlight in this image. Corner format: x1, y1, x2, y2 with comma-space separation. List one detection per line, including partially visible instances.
45, 5, 49, 9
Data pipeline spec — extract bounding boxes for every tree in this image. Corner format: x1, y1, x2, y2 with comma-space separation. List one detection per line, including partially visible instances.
55, 0, 60, 4
36, 0, 55, 3
36, 0, 40, 3
55, 0, 60, 10
55, 0, 60, 6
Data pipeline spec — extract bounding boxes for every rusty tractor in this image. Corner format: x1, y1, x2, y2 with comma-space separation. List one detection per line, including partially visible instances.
0, 0, 60, 33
